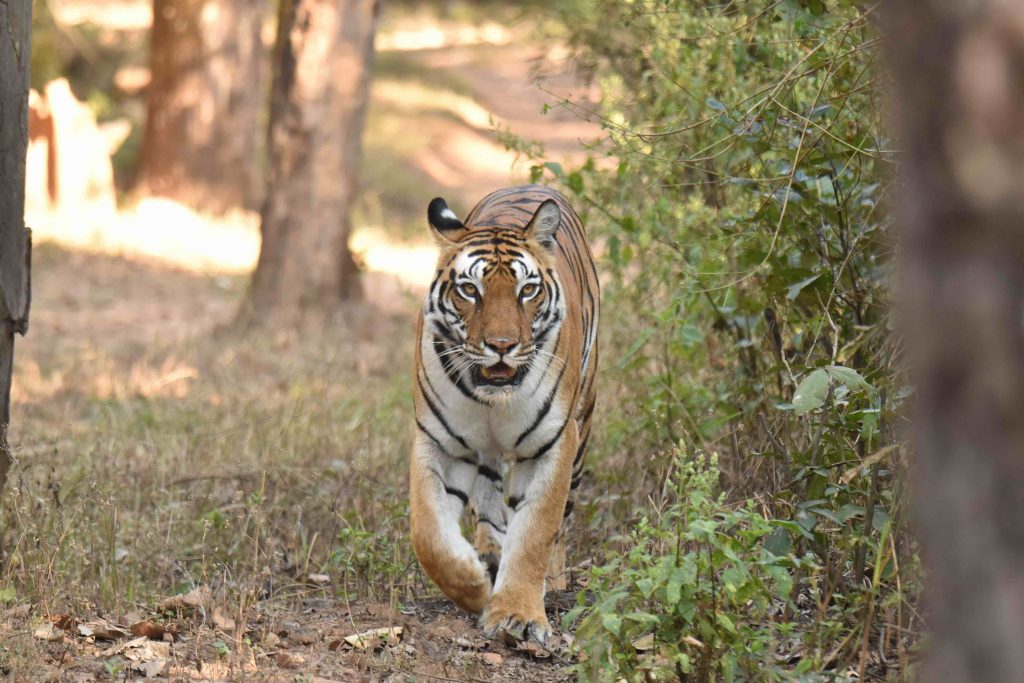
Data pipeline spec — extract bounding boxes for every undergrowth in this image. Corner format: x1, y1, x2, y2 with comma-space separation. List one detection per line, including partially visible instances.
506, 0, 921, 679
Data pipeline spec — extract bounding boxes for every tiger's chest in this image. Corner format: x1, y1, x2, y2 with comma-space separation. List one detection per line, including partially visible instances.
422, 341, 571, 459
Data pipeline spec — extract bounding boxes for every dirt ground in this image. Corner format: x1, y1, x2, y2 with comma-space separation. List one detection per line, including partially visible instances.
10, 585, 579, 681
5, 6, 601, 681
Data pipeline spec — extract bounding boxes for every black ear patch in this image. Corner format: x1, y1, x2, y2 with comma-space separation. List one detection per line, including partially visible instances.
428, 197, 465, 232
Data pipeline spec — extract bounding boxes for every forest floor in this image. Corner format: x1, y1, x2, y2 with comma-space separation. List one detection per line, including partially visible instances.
5, 4, 604, 681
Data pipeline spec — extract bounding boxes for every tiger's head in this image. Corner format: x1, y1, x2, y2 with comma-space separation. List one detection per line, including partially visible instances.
423, 196, 565, 397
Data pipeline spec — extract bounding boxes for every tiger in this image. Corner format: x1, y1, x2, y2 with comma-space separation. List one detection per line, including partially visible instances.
410, 185, 599, 644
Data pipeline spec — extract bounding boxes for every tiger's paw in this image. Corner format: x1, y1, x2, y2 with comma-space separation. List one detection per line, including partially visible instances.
480, 595, 550, 644
420, 552, 491, 615
442, 558, 492, 615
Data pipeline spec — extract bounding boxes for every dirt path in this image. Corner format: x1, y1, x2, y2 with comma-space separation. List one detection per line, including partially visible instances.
14, 588, 578, 681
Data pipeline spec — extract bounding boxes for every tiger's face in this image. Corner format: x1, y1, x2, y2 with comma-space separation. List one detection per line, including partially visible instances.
424, 197, 564, 396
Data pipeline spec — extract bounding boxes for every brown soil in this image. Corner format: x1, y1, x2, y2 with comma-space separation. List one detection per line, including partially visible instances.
10, 590, 579, 681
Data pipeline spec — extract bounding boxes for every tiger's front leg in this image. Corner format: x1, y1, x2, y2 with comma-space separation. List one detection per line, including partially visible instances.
482, 421, 578, 644
409, 436, 491, 614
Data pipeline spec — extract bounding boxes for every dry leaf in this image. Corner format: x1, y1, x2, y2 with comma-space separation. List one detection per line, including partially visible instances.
116, 635, 171, 660
131, 660, 167, 677
275, 651, 306, 668
307, 573, 330, 585
342, 626, 403, 650
212, 607, 235, 631
130, 620, 176, 641
33, 623, 63, 641
101, 635, 148, 657
482, 652, 503, 666
841, 445, 899, 484
682, 635, 705, 649
516, 640, 552, 659
121, 611, 145, 626
157, 585, 211, 613
53, 614, 80, 633
78, 619, 129, 640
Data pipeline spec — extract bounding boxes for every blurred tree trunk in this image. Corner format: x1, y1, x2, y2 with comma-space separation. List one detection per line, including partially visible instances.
138, 0, 266, 212
242, 0, 378, 322
0, 1, 34, 492
889, 2, 1024, 681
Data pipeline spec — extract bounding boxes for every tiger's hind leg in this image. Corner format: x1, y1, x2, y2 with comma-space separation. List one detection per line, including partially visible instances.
409, 437, 491, 614
471, 453, 507, 586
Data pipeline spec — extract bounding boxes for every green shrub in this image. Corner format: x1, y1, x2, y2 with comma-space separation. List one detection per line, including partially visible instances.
508, 0, 920, 677
567, 447, 819, 681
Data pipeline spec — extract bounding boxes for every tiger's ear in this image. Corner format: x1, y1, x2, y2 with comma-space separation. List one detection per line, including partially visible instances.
428, 197, 466, 245
524, 199, 560, 248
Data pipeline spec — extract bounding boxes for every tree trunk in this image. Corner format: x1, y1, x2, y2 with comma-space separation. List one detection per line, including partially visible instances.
243, 0, 378, 322
138, 0, 266, 212
889, 2, 1024, 681
0, 0, 34, 492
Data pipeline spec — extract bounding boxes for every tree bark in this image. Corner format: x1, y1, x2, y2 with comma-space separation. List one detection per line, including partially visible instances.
0, 0, 34, 492
889, 2, 1024, 681
138, 0, 266, 212
243, 0, 378, 322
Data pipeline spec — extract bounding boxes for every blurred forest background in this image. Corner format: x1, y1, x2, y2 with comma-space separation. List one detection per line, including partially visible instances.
0, 0, 921, 680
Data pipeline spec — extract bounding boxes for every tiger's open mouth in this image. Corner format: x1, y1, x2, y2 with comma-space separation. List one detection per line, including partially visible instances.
473, 361, 523, 387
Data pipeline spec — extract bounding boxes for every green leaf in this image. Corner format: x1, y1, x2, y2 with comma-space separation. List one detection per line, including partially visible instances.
872, 506, 890, 532
826, 365, 872, 393
763, 526, 792, 557
543, 161, 564, 177
792, 369, 829, 414
786, 273, 821, 300
764, 564, 793, 598
666, 570, 684, 606
602, 612, 622, 635
567, 171, 584, 194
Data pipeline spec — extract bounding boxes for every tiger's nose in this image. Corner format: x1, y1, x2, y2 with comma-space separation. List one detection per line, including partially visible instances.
485, 338, 518, 355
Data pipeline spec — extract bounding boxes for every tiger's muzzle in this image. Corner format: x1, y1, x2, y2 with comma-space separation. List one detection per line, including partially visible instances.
472, 361, 525, 387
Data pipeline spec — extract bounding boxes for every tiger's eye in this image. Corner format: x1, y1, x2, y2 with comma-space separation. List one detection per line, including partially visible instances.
459, 283, 478, 299
520, 283, 538, 299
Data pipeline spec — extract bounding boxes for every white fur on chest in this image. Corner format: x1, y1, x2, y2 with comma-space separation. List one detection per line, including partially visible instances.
420, 334, 568, 460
